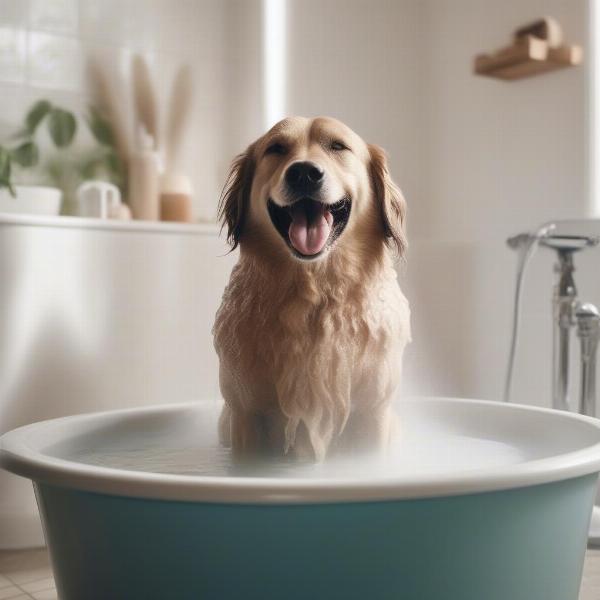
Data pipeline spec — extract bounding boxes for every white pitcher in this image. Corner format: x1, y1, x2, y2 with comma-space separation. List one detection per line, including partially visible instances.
76, 181, 130, 220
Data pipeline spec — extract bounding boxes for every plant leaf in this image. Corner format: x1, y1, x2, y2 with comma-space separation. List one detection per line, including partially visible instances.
87, 106, 115, 146
26, 100, 52, 134
10, 141, 39, 167
79, 149, 123, 180
0, 180, 16, 197
79, 156, 103, 180
48, 108, 77, 147
0, 146, 11, 181
0, 147, 15, 197
105, 149, 123, 174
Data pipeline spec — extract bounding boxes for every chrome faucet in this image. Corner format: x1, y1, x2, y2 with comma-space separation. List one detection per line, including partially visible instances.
505, 228, 600, 546
576, 303, 600, 417
539, 235, 600, 415
548, 244, 578, 412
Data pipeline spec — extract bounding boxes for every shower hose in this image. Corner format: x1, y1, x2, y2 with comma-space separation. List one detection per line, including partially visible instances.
503, 223, 556, 402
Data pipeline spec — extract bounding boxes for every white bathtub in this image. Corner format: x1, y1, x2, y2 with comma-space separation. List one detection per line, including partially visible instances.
0, 214, 236, 548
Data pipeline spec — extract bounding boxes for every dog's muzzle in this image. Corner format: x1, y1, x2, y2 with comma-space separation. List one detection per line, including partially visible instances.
267, 196, 351, 260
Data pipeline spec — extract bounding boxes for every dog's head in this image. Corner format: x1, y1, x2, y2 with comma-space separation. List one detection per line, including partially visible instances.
219, 116, 406, 262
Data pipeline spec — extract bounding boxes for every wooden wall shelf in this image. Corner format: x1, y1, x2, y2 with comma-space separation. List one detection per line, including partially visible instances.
474, 17, 582, 81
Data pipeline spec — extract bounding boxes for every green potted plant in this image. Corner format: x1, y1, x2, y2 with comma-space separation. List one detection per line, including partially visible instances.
0, 100, 124, 216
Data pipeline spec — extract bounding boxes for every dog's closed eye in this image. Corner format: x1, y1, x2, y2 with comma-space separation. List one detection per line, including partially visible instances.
265, 142, 287, 156
330, 140, 350, 152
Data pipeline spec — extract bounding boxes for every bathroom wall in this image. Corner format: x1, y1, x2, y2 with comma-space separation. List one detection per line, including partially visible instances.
409, 0, 592, 407
286, 0, 421, 211
287, 0, 593, 407
1, 0, 595, 407
285, 0, 423, 392
0, 0, 236, 220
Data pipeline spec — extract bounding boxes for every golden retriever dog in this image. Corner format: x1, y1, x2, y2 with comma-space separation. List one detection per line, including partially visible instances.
213, 116, 410, 461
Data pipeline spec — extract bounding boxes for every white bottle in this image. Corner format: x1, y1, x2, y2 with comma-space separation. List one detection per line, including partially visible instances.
128, 126, 160, 221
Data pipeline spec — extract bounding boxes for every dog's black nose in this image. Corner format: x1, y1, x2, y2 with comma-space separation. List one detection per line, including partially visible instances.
285, 161, 324, 194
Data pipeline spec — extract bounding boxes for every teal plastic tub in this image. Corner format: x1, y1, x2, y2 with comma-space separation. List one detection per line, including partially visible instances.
1, 398, 600, 600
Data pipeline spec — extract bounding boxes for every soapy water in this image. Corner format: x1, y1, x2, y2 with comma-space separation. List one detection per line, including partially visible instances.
71, 431, 525, 481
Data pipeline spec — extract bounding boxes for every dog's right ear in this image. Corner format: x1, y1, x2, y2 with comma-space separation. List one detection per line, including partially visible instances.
218, 144, 256, 250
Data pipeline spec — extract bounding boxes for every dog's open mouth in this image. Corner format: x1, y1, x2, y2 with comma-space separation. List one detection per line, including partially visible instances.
267, 197, 351, 259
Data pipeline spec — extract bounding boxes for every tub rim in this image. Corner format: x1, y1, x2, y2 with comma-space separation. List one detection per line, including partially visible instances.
2, 397, 600, 504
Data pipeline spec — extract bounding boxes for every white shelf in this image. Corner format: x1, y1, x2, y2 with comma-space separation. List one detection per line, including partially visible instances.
0, 213, 222, 236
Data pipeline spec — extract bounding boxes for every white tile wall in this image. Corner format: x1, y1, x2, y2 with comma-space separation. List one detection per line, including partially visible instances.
28, 32, 83, 91
0, 0, 30, 27
30, 0, 79, 36
0, 27, 26, 84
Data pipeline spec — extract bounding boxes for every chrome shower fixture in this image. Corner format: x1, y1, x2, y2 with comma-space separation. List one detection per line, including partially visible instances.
576, 303, 600, 417
506, 223, 557, 251
539, 234, 600, 252
505, 226, 600, 546
540, 234, 600, 414
504, 223, 556, 403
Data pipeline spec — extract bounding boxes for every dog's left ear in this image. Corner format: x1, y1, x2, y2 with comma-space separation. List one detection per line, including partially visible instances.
218, 144, 256, 250
368, 144, 407, 258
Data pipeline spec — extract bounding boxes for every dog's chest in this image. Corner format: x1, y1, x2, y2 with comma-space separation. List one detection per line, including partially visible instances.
214, 265, 409, 411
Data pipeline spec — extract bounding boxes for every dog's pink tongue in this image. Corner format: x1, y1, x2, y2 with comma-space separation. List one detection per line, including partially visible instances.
289, 206, 332, 255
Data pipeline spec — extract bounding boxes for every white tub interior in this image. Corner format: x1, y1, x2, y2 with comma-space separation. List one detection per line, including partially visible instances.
44, 400, 525, 479
4, 398, 600, 504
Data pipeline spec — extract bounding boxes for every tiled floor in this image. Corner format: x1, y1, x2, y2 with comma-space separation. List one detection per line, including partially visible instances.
0, 547, 599, 599
581, 549, 600, 600
0, 549, 57, 600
